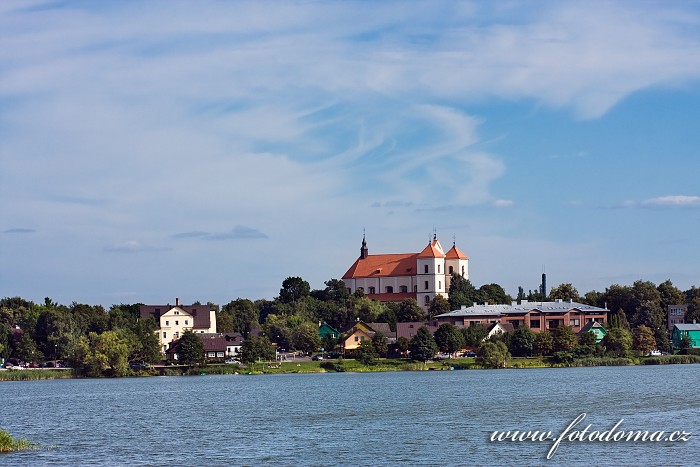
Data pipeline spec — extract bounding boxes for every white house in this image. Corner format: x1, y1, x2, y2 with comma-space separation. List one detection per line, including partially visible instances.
140, 298, 217, 353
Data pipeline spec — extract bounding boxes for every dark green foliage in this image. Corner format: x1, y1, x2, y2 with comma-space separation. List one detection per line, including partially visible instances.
428, 295, 451, 320
434, 323, 464, 354
552, 326, 578, 352
448, 274, 480, 309
222, 298, 259, 337
461, 323, 487, 347
397, 336, 410, 354
240, 335, 275, 363
177, 330, 204, 365
510, 326, 536, 357
478, 283, 512, 305
371, 332, 388, 356
396, 299, 425, 322
534, 330, 554, 356
548, 283, 580, 302
601, 327, 633, 357
477, 341, 510, 368
356, 340, 378, 365
633, 325, 657, 355
278, 276, 311, 304
643, 354, 700, 365
684, 286, 700, 323
291, 322, 321, 354
409, 327, 438, 362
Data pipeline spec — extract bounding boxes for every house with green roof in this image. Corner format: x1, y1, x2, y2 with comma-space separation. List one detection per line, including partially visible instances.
671, 323, 700, 349
318, 322, 340, 340
578, 321, 607, 343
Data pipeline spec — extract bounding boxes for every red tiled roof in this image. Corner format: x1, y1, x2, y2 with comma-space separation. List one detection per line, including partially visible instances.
417, 239, 444, 258
342, 253, 418, 279
445, 244, 468, 260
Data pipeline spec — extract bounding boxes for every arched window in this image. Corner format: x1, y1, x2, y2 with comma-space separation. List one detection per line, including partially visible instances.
449, 266, 454, 274
438, 264, 441, 273
386, 286, 394, 293
438, 281, 442, 290
424, 281, 429, 290
368, 286, 376, 294
424, 265, 429, 274
400, 285, 408, 293
462, 266, 465, 276
424, 296, 430, 305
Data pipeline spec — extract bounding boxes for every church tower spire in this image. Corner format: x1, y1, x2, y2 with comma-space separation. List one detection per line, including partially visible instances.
360, 233, 368, 259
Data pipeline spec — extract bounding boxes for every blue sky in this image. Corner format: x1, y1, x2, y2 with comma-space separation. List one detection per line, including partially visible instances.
1, 0, 699, 307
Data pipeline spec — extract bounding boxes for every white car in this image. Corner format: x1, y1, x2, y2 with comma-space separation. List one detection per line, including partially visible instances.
646, 350, 662, 356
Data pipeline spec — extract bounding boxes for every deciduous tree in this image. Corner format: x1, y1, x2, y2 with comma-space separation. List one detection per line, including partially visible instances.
177, 330, 204, 365
433, 323, 464, 355
477, 341, 510, 368
409, 327, 438, 362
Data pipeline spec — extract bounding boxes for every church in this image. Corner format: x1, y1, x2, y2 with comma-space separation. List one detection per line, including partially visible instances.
342, 235, 469, 311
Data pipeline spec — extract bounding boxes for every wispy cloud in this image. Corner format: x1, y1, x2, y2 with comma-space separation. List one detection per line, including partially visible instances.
173, 226, 268, 241
4, 228, 36, 234
641, 195, 700, 207
104, 241, 169, 253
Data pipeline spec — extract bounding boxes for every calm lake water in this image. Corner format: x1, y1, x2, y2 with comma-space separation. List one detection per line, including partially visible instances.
1, 365, 698, 466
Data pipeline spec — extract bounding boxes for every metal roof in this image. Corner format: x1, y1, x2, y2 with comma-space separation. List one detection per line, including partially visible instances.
435, 300, 608, 318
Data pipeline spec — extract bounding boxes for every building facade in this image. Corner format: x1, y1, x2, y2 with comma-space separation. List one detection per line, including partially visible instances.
435, 299, 608, 334
668, 304, 688, 332
342, 235, 469, 311
140, 298, 217, 353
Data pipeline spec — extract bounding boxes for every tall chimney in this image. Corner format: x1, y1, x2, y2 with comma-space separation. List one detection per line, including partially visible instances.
541, 273, 547, 298
176, 297, 180, 306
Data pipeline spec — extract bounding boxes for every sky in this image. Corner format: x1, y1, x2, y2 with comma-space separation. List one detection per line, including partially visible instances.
1, 0, 700, 308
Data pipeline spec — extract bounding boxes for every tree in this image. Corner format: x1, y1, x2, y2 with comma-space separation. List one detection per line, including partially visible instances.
396, 299, 425, 323
222, 299, 260, 337
448, 274, 480, 309
13, 332, 43, 363
409, 327, 438, 362
291, 322, 321, 354
510, 326, 536, 357
177, 330, 204, 365
433, 323, 464, 355
552, 326, 578, 352
397, 336, 410, 356
478, 283, 512, 305
371, 332, 388, 357
577, 330, 598, 356
685, 286, 700, 323
461, 323, 487, 347
633, 325, 657, 355
657, 280, 685, 312
428, 295, 451, 320
549, 283, 580, 302
240, 335, 275, 363
278, 277, 311, 304
601, 328, 632, 357
356, 340, 378, 365
534, 330, 554, 356
477, 341, 510, 368
629, 280, 668, 350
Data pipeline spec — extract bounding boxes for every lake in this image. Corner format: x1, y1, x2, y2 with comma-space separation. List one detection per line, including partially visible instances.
1, 365, 698, 466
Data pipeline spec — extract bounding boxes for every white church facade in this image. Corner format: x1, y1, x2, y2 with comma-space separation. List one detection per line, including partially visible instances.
342, 235, 469, 311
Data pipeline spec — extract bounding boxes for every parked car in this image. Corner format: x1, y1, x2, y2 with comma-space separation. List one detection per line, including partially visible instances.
225, 358, 240, 364
646, 350, 662, 357
311, 355, 324, 361
463, 351, 477, 358
129, 361, 151, 370
326, 351, 342, 359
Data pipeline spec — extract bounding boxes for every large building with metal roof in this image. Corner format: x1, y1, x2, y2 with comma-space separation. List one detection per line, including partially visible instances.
435, 299, 608, 334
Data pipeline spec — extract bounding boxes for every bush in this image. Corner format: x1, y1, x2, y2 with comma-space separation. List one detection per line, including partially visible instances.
0, 429, 37, 453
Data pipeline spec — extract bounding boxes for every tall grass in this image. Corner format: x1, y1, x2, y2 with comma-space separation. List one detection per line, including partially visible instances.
643, 355, 700, 365
0, 369, 74, 381
0, 429, 37, 453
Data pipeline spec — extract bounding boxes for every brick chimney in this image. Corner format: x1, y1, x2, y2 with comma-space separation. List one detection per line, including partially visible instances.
176, 297, 180, 306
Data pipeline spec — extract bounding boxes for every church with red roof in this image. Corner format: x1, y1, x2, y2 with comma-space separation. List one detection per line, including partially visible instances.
342, 234, 469, 311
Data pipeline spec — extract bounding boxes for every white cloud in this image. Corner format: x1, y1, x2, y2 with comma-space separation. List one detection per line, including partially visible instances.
642, 195, 700, 207
493, 199, 514, 208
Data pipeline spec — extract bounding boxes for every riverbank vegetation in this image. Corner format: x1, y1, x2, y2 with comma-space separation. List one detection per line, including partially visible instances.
0, 429, 36, 453
1, 277, 699, 377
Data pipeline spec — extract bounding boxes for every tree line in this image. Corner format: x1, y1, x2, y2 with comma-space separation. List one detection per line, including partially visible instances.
1, 276, 698, 373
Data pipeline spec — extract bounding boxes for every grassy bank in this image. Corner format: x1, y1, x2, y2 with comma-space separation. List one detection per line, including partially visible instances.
0, 369, 75, 382
0, 429, 37, 453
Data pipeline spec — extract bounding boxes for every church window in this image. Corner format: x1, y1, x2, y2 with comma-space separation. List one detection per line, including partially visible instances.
449, 266, 454, 274
400, 285, 408, 293
438, 281, 442, 290
368, 286, 376, 294
386, 286, 394, 293
462, 266, 465, 276
424, 296, 430, 305
424, 281, 429, 290
424, 265, 429, 274
438, 264, 441, 273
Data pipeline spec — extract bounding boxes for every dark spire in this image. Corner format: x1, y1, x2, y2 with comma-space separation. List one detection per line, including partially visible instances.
360, 232, 368, 259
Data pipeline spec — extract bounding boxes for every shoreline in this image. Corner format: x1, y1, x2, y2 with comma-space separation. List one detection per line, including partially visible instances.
2, 354, 699, 381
